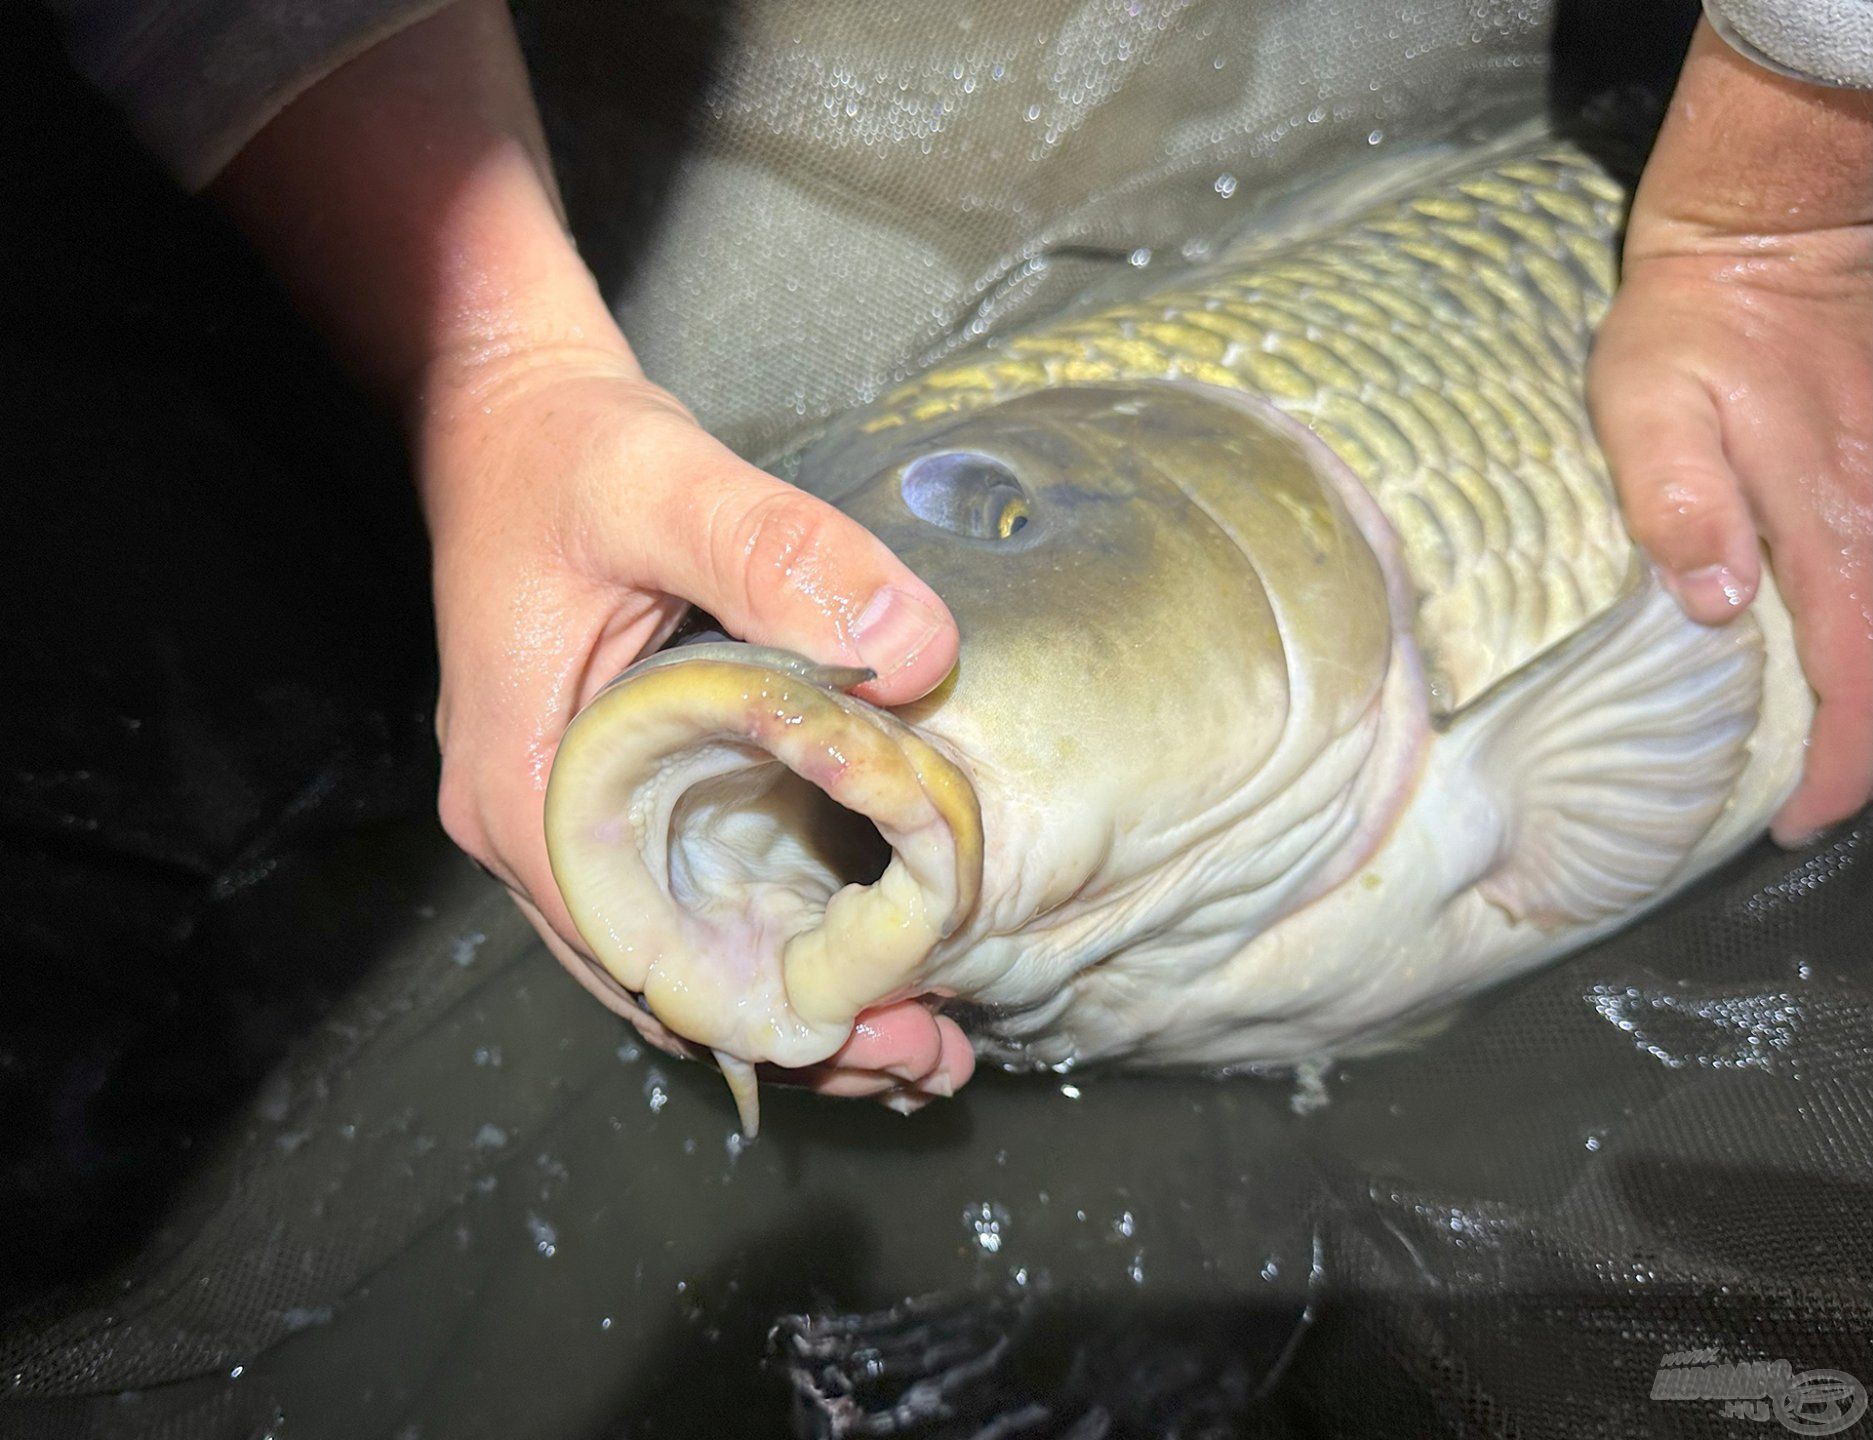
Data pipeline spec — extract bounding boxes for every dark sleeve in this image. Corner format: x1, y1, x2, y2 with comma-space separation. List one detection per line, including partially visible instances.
44, 0, 454, 189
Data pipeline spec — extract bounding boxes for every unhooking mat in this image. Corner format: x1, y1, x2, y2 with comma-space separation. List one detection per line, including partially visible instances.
3, 3, 1869, 1437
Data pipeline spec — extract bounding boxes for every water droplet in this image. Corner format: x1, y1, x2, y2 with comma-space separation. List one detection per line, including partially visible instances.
1367, 128, 1385, 146
451, 931, 486, 967
1112, 1209, 1136, 1239
473, 1123, 508, 1150
526, 1212, 559, 1258
229, 1365, 245, 1381
1126, 248, 1152, 269
1213, 173, 1238, 198
964, 1201, 1010, 1254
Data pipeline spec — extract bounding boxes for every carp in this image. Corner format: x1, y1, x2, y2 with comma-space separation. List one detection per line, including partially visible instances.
544, 133, 1810, 1131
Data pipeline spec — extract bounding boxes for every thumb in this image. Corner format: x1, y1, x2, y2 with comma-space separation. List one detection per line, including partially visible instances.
612, 419, 958, 704
1589, 325, 1761, 626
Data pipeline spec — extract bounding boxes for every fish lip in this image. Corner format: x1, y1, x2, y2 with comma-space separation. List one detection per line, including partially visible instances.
543, 642, 985, 1070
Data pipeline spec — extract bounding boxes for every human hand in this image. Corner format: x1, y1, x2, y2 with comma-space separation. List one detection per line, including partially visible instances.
1589, 18, 1873, 845
419, 347, 972, 1101
210, 0, 975, 1105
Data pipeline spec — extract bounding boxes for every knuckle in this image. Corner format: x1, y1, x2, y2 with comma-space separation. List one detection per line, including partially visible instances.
1618, 476, 1733, 558
616, 393, 701, 469
1618, 495, 1690, 555
1623, 460, 1721, 515
731, 491, 842, 595
622, 380, 700, 431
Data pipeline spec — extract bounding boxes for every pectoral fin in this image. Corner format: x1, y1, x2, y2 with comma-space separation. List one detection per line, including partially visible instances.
1451, 574, 1765, 928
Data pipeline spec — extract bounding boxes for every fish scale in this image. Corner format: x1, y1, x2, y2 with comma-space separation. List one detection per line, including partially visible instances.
854, 140, 1635, 713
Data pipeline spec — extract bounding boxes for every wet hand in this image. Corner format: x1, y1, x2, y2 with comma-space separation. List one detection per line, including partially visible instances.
419, 349, 964, 1090
1589, 19, 1873, 845
211, 0, 973, 1107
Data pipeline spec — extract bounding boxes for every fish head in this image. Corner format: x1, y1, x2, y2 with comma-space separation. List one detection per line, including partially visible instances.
546, 384, 1402, 1073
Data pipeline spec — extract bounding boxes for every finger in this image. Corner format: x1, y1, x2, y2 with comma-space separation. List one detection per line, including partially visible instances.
754, 1054, 900, 1097
1589, 350, 1761, 624
595, 421, 958, 704
926, 1013, 977, 1096
829, 1001, 947, 1082
1768, 534, 1873, 845
798, 1066, 904, 1099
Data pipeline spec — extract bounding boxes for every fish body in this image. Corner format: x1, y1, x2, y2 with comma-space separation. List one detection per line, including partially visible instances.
545, 132, 1811, 1094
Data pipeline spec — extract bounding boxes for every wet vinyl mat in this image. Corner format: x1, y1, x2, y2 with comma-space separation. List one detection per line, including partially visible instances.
7, 808, 1870, 1438
5, 5, 1871, 1438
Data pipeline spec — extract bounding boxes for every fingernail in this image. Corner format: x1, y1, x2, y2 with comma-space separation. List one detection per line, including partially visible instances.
1664, 564, 1750, 620
920, 1071, 955, 1098
1771, 824, 1822, 850
852, 586, 944, 679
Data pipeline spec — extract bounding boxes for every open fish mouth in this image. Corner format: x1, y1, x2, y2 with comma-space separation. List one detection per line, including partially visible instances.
544, 641, 984, 1085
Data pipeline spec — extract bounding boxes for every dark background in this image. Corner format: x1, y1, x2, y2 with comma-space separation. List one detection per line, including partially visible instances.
0, 8, 442, 1315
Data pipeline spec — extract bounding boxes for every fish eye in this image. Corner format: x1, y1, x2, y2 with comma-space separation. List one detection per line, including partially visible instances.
900, 451, 1033, 542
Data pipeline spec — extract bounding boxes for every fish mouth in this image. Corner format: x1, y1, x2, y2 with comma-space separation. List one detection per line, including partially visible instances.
544, 642, 984, 1073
